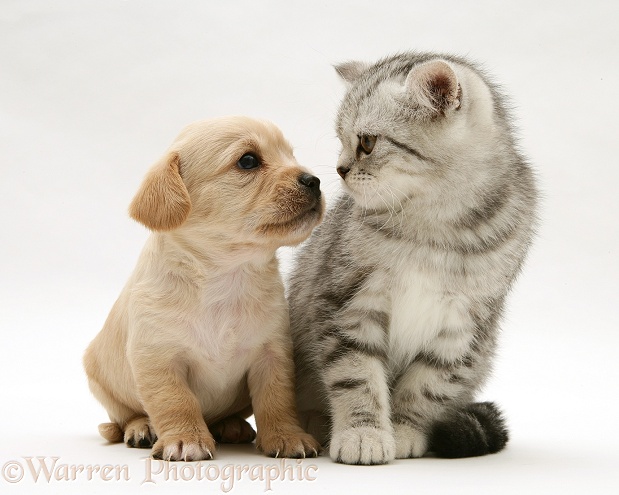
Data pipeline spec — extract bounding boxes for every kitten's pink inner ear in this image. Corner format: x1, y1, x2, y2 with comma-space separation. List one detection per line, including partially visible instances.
405, 60, 461, 112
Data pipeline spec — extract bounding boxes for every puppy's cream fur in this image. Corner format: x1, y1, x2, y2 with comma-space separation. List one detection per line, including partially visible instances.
84, 117, 324, 461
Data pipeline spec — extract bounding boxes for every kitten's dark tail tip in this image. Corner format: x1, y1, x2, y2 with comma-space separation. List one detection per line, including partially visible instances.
429, 401, 509, 458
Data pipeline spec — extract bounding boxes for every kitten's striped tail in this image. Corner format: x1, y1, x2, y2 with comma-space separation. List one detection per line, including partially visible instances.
429, 402, 509, 458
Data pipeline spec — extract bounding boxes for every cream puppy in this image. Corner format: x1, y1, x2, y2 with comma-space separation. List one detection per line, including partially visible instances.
84, 116, 324, 461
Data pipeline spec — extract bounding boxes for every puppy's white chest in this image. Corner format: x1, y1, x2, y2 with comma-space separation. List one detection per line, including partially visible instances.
190, 273, 272, 364
179, 273, 277, 418
388, 265, 472, 365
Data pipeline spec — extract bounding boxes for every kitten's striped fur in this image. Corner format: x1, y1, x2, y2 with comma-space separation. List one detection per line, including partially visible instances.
289, 52, 538, 464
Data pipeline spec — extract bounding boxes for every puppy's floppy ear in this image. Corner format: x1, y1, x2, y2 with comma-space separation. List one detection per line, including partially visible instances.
405, 59, 461, 114
129, 152, 191, 231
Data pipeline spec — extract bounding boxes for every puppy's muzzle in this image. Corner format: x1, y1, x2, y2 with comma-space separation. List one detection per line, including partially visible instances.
298, 173, 321, 200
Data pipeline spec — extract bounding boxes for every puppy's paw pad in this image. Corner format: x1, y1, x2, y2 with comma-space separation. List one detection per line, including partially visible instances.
258, 430, 321, 459
210, 417, 256, 444
394, 423, 428, 458
124, 417, 156, 449
330, 426, 395, 465
152, 433, 216, 461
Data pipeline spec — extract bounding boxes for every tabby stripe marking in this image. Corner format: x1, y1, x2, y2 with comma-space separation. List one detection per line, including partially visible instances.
384, 136, 432, 163
422, 387, 453, 403
330, 378, 368, 391
342, 308, 391, 331
349, 410, 380, 429
392, 412, 423, 429
323, 331, 387, 365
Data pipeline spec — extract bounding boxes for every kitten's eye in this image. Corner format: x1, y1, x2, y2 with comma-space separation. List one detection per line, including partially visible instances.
359, 135, 377, 154
237, 153, 261, 170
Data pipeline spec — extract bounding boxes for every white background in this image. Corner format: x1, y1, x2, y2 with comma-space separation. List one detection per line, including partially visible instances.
1, 1, 618, 494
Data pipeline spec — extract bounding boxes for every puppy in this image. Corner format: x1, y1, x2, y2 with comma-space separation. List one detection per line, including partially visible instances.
83, 116, 324, 461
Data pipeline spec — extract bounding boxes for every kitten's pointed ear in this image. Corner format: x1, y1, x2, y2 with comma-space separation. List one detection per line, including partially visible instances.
129, 152, 191, 231
405, 60, 461, 114
334, 60, 370, 85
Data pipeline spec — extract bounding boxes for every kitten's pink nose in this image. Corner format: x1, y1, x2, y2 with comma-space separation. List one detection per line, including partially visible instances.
337, 165, 350, 179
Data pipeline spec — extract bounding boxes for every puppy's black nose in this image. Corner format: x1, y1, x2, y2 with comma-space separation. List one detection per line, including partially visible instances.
298, 173, 321, 198
337, 165, 350, 179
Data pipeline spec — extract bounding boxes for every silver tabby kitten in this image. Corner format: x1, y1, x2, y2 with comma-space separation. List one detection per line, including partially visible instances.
288, 52, 538, 465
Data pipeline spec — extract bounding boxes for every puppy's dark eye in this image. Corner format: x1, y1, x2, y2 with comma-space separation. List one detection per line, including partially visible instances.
359, 135, 377, 154
237, 153, 261, 170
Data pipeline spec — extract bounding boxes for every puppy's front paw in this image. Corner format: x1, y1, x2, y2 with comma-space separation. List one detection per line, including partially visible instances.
257, 428, 321, 459
124, 416, 157, 449
394, 423, 428, 458
151, 431, 216, 461
330, 426, 395, 465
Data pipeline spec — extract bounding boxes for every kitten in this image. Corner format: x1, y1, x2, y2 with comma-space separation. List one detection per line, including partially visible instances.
288, 52, 538, 464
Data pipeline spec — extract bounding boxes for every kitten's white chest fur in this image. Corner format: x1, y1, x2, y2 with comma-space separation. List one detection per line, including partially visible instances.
388, 263, 474, 369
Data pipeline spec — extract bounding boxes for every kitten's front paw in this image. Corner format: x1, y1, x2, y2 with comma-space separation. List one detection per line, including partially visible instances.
330, 426, 395, 465
394, 423, 428, 458
257, 429, 321, 459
